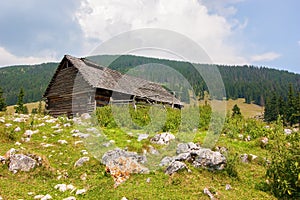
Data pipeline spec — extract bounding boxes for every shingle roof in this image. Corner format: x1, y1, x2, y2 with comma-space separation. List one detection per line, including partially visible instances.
63, 55, 182, 105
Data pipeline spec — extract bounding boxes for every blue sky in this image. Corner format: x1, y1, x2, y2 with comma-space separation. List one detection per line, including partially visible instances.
0, 0, 299, 74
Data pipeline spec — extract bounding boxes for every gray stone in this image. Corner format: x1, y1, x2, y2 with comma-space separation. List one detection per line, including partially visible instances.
74, 157, 90, 167
240, 154, 248, 163
165, 161, 188, 175
284, 128, 292, 135
148, 145, 159, 155
173, 152, 192, 162
72, 132, 90, 139
225, 184, 232, 190
137, 134, 149, 142
176, 142, 200, 154
63, 197, 76, 200
159, 156, 174, 166
102, 148, 147, 165
81, 113, 91, 120
192, 148, 226, 170
9, 154, 37, 173
150, 132, 175, 145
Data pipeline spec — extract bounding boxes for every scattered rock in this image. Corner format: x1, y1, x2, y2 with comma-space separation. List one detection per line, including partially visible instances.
150, 132, 175, 145
121, 197, 128, 200
5, 123, 12, 127
34, 195, 45, 199
72, 132, 90, 139
80, 173, 87, 181
64, 123, 71, 127
40, 143, 54, 148
54, 184, 67, 192
13, 117, 25, 122
203, 188, 216, 200
74, 141, 83, 145
137, 134, 149, 142
24, 130, 34, 138
192, 148, 226, 170
81, 150, 88, 155
260, 137, 269, 148
146, 177, 151, 183
74, 157, 90, 167
81, 113, 91, 120
0, 117, 5, 123
214, 146, 228, 154
245, 135, 251, 141
15, 142, 22, 146
284, 128, 292, 135
9, 154, 37, 173
148, 145, 159, 155
14, 127, 21, 132
165, 161, 188, 175
225, 184, 232, 190
161, 142, 226, 171
63, 197, 76, 200
86, 127, 98, 133
102, 148, 149, 187
0, 196, 2, 200
240, 154, 249, 163
76, 188, 87, 195
41, 194, 52, 200
58, 140, 68, 145
34, 194, 52, 200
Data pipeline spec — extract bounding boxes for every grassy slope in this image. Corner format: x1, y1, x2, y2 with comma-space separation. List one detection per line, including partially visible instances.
0, 110, 277, 200
6, 98, 264, 118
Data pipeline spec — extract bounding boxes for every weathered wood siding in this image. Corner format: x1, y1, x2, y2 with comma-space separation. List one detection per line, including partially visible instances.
45, 60, 95, 117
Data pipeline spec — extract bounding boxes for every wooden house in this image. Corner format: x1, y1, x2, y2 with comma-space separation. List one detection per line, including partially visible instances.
43, 55, 182, 117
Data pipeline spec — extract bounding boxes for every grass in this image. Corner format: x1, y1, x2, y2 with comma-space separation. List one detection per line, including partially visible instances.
0, 110, 279, 200
199, 98, 264, 118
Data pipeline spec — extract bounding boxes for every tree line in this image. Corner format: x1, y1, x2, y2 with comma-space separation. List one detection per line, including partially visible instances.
0, 54, 299, 107
264, 84, 300, 125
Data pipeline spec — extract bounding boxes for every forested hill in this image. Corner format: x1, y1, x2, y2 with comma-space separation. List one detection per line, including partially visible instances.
0, 63, 57, 105
89, 55, 300, 105
0, 54, 299, 106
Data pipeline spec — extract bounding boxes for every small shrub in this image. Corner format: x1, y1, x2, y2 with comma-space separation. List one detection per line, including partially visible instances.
266, 120, 300, 198
224, 152, 239, 178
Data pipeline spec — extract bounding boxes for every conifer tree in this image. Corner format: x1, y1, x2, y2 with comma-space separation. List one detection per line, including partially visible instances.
0, 87, 6, 111
232, 104, 242, 117
15, 88, 27, 114
286, 84, 296, 125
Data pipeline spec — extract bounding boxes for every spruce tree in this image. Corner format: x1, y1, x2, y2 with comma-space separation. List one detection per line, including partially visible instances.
286, 84, 296, 125
15, 88, 26, 114
232, 104, 242, 117
0, 87, 6, 111
264, 93, 279, 122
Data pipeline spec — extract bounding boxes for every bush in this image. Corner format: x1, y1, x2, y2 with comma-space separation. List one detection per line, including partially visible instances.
266, 120, 300, 198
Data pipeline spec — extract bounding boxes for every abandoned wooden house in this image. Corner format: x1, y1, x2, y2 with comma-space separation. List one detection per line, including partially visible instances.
43, 55, 183, 117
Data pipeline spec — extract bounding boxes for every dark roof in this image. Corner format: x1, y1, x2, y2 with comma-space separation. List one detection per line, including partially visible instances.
45, 55, 182, 106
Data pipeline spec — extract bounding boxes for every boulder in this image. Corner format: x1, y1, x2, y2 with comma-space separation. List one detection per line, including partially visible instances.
102, 148, 149, 187
191, 148, 226, 170
74, 157, 90, 167
165, 161, 188, 175
150, 132, 175, 145
102, 148, 147, 165
161, 142, 227, 172
9, 154, 37, 173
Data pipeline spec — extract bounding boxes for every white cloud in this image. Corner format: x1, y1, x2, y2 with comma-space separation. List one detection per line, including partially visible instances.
250, 52, 281, 62
0, 47, 57, 67
75, 0, 248, 65
298, 41, 300, 46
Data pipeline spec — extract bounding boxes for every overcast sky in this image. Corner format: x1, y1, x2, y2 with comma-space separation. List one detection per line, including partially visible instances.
0, 0, 299, 74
